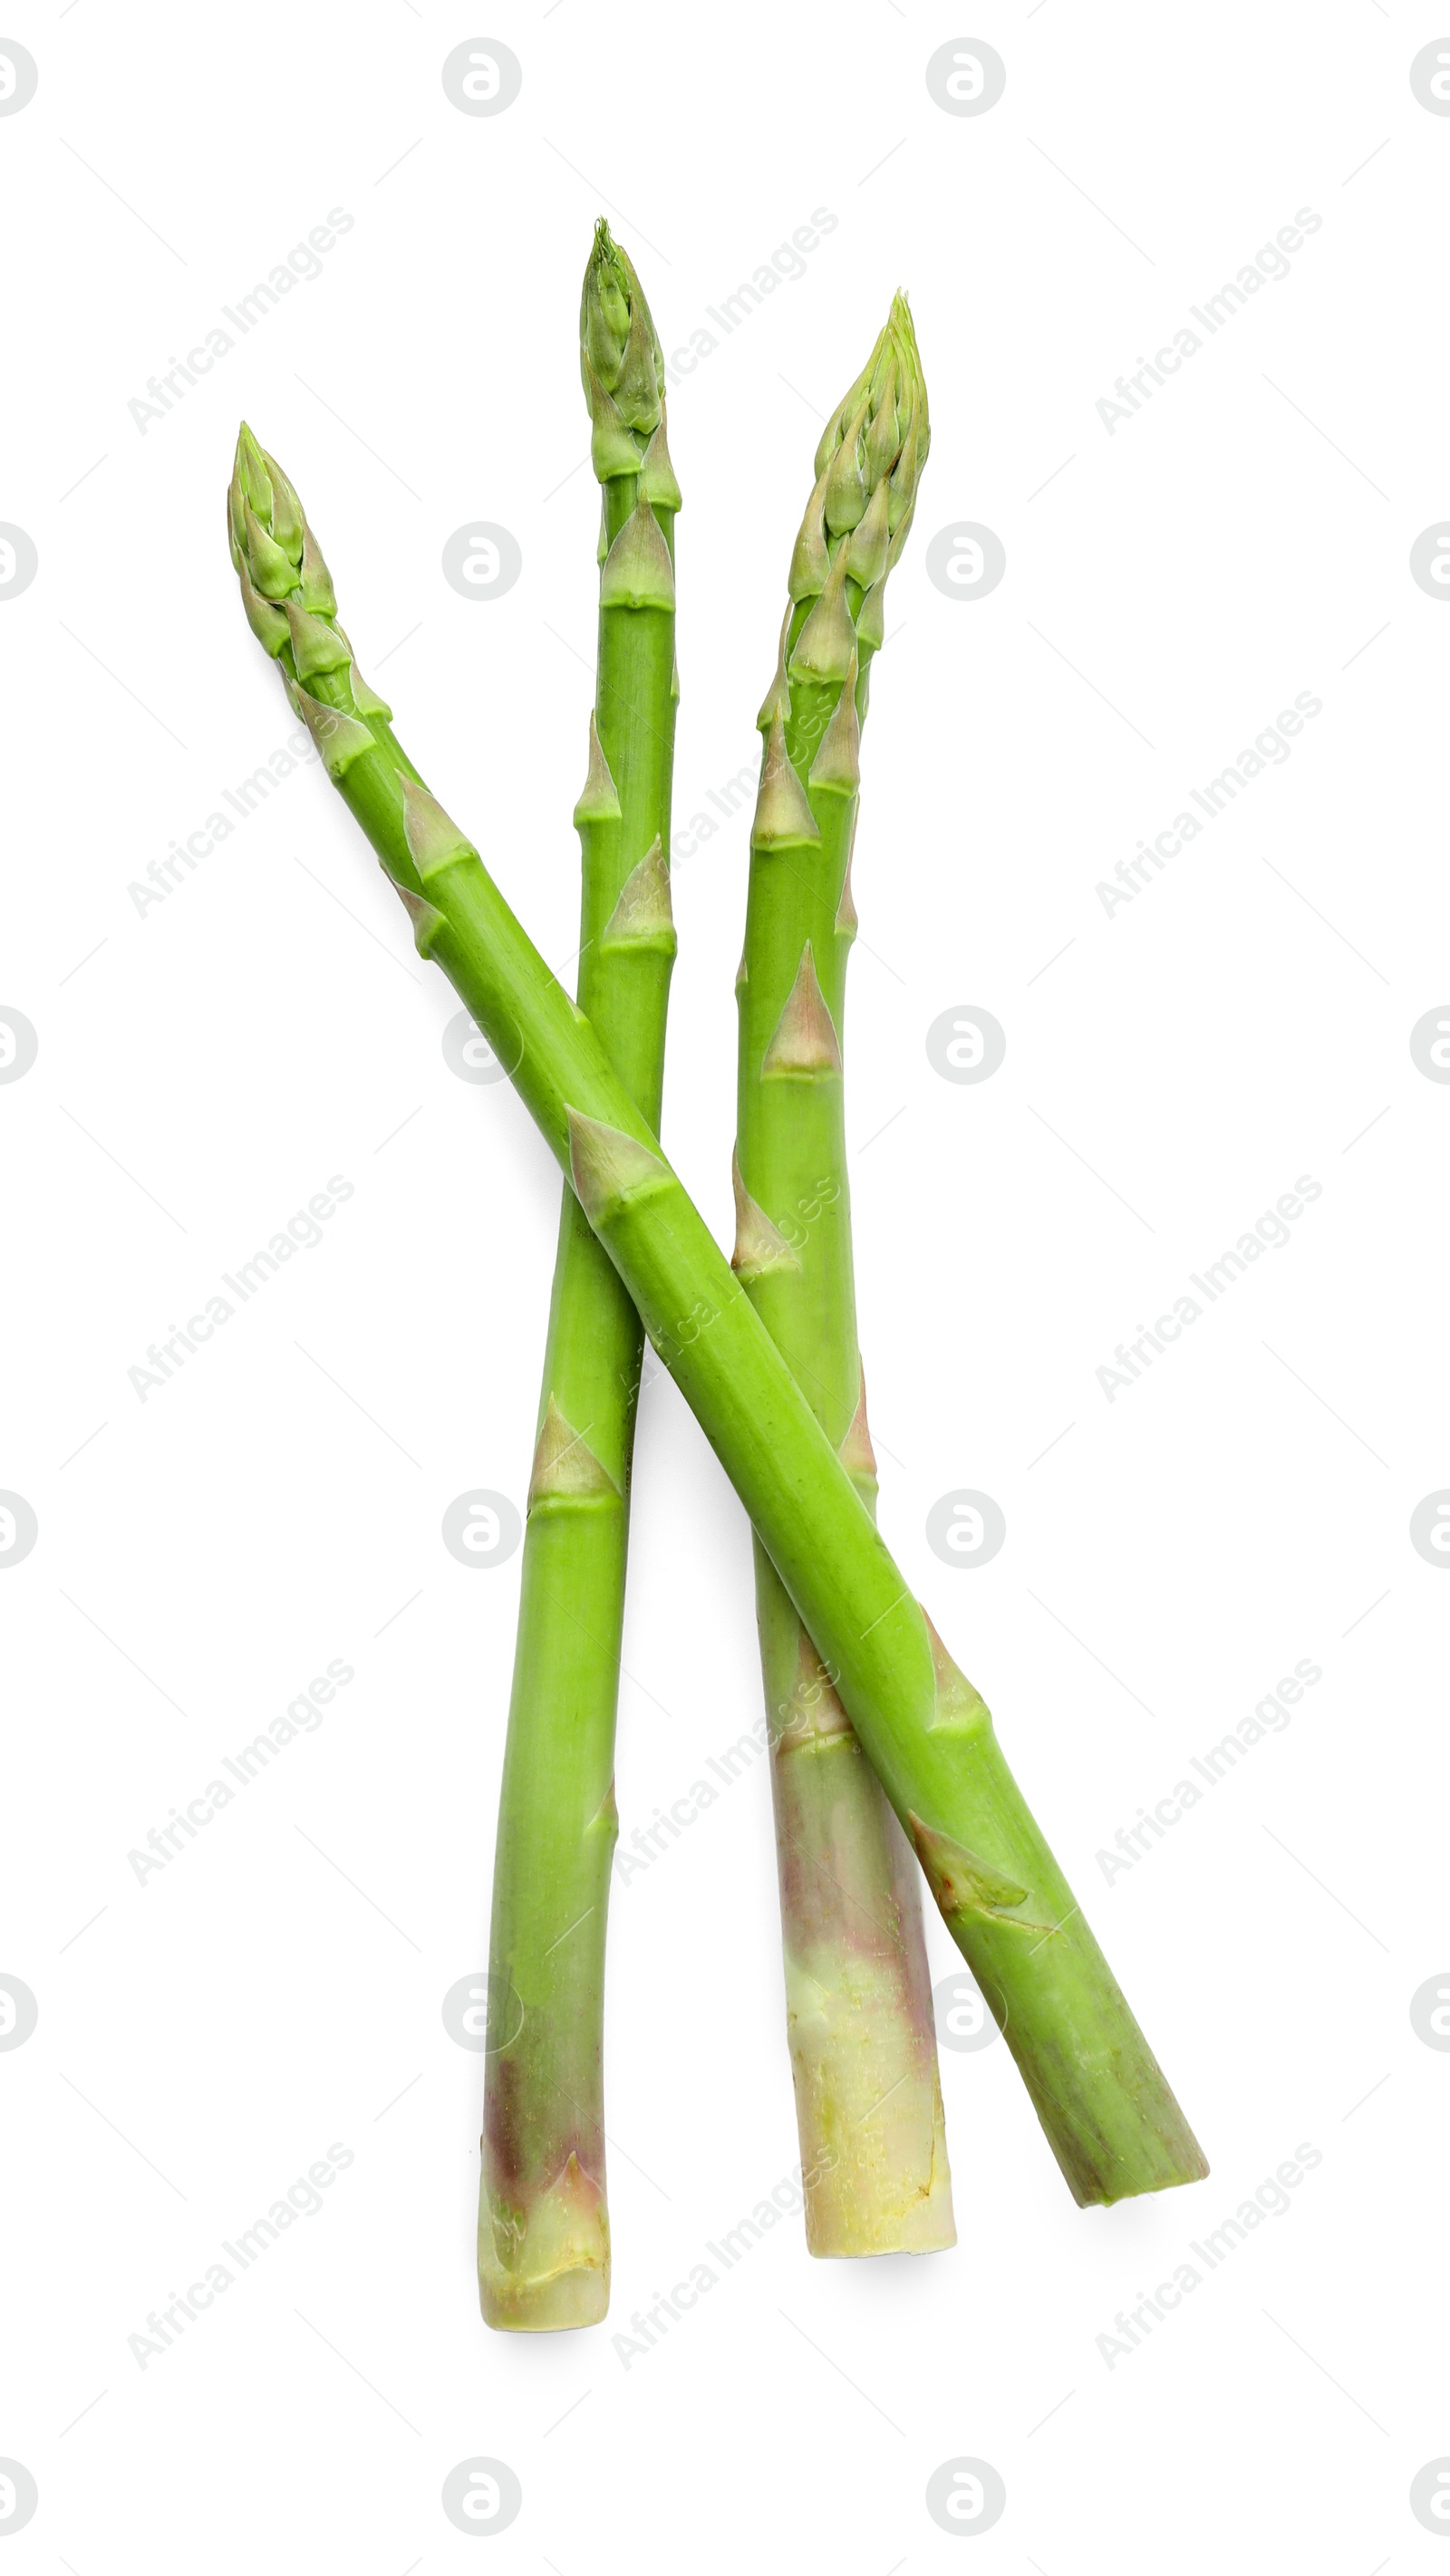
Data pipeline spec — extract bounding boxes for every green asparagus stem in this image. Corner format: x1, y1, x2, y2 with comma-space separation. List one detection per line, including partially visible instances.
738, 300, 952, 2254
227, 429, 1208, 2207
475, 227, 680, 2330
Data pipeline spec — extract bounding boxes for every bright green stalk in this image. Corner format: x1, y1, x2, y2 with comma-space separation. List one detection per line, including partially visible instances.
471, 228, 680, 2329
735, 299, 952, 2254
227, 432, 1208, 2207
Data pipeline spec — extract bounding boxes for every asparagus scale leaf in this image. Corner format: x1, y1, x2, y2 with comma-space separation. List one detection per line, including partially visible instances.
227, 420, 1207, 2208
738, 297, 954, 2254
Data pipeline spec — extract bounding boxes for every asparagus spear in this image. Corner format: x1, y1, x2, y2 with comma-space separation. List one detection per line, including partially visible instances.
738, 299, 952, 2253
227, 429, 1207, 2206
475, 227, 680, 2329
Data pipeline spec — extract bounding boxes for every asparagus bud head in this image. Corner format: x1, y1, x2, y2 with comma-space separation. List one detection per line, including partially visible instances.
580, 218, 666, 451
228, 426, 392, 728
790, 294, 929, 622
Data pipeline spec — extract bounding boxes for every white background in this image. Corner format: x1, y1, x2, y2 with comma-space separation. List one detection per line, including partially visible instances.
3, 3, 1446, 2567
